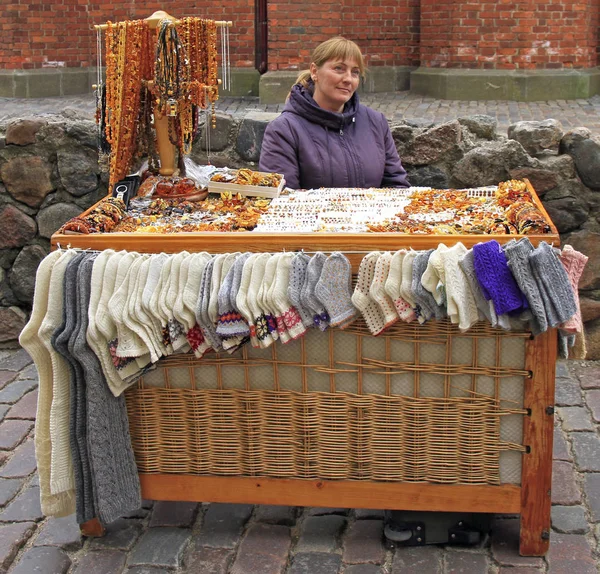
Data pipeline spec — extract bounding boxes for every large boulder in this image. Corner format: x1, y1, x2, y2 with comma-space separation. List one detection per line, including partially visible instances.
198, 113, 233, 152
580, 296, 600, 323
400, 121, 462, 166
5, 118, 48, 146
508, 167, 559, 195
57, 145, 99, 197
584, 317, 600, 360
566, 230, 600, 290
0, 205, 37, 249
507, 119, 563, 157
543, 197, 588, 233
405, 165, 449, 189
0, 306, 27, 345
236, 112, 278, 163
8, 244, 48, 304
0, 155, 55, 207
37, 202, 83, 239
544, 179, 590, 201
559, 136, 600, 191
457, 115, 497, 140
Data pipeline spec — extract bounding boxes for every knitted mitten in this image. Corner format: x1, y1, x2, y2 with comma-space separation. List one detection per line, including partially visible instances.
368, 251, 398, 329
385, 250, 416, 322
272, 252, 307, 340
315, 252, 357, 329
236, 253, 261, 348
288, 252, 315, 329
503, 238, 548, 334
352, 252, 387, 335
301, 252, 330, 330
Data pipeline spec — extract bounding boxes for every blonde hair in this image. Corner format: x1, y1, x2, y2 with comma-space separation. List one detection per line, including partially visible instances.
293, 36, 366, 90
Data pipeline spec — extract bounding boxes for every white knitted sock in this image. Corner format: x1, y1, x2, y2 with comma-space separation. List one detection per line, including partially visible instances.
288, 252, 315, 329
236, 253, 261, 348
352, 252, 387, 336
421, 246, 446, 306
259, 253, 282, 342
247, 253, 274, 348
183, 252, 213, 357
369, 251, 398, 329
385, 250, 416, 322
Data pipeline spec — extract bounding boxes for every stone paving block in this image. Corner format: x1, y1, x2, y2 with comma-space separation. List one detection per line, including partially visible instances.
551, 505, 589, 534
586, 389, 600, 422
7, 390, 37, 419
295, 515, 346, 553
0, 379, 37, 405
0, 477, 23, 506
490, 519, 544, 567
555, 362, 570, 378
498, 568, 543, 574
287, 552, 342, 574
557, 406, 595, 431
0, 451, 7, 466
123, 499, 153, 519
391, 546, 442, 573
551, 460, 581, 505
444, 551, 489, 574
571, 432, 600, 471
0, 419, 32, 450
30, 473, 39, 487
0, 485, 42, 522
128, 568, 171, 574
71, 550, 127, 574
34, 514, 82, 549
230, 523, 291, 574
183, 545, 234, 574
254, 504, 298, 526
0, 438, 36, 478
555, 378, 583, 406
196, 503, 253, 548
0, 348, 32, 372
553, 424, 572, 461
0, 521, 35, 571
17, 363, 38, 380
149, 500, 199, 528
128, 527, 191, 568
548, 532, 596, 574
89, 518, 143, 550
354, 509, 385, 520
576, 365, 600, 389
0, 370, 17, 390
10, 546, 71, 574
583, 473, 600, 522
342, 519, 385, 565
0, 404, 9, 423
344, 565, 382, 574
307, 507, 349, 516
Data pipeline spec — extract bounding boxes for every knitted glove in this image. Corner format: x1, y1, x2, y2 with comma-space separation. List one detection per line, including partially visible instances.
352, 252, 387, 336
368, 251, 398, 329
385, 250, 416, 322
288, 252, 315, 329
272, 252, 307, 340
314, 252, 356, 329
301, 252, 330, 331
236, 253, 262, 348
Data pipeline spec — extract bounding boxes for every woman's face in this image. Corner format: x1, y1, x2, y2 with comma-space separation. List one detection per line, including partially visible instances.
310, 57, 361, 113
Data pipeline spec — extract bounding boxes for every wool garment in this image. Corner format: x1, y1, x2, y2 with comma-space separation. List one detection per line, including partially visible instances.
385, 250, 416, 322
399, 251, 421, 322
247, 253, 275, 348
162, 252, 190, 352
265, 253, 290, 343
559, 244, 588, 336
315, 252, 357, 329
369, 251, 399, 329
412, 250, 446, 322
172, 252, 194, 344
75, 254, 142, 524
51, 252, 96, 524
217, 253, 248, 353
301, 252, 330, 331
228, 252, 252, 336
208, 253, 229, 324
420, 248, 446, 306
473, 240, 528, 319
196, 257, 223, 351
458, 248, 498, 327
217, 252, 251, 338
150, 254, 174, 354
236, 253, 262, 348
503, 238, 548, 335
141, 253, 171, 356
352, 252, 388, 336
437, 243, 480, 331
529, 241, 578, 328
272, 252, 307, 339
288, 252, 316, 329
183, 252, 213, 357
20, 249, 75, 518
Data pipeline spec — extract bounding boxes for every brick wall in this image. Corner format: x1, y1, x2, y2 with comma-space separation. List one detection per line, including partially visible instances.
420, 0, 599, 69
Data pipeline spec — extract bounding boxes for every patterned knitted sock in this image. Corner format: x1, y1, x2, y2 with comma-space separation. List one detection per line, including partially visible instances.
559, 245, 588, 335
352, 252, 387, 335
368, 251, 398, 329
301, 252, 330, 331
503, 238, 548, 334
217, 253, 249, 338
385, 250, 416, 322
288, 252, 315, 329
218, 252, 251, 340
183, 252, 213, 357
195, 257, 222, 352
264, 254, 288, 343
270, 252, 307, 340
315, 252, 357, 329
247, 253, 274, 348
236, 253, 262, 348
458, 248, 497, 327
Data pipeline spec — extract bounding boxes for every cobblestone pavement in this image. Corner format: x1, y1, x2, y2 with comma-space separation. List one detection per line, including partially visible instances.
3, 92, 600, 134
1, 347, 599, 573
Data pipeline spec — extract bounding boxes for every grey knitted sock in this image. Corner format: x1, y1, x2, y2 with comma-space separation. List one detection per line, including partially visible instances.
195, 257, 223, 351
315, 252, 357, 328
503, 238, 547, 335
51, 252, 96, 524
74, 254, 142, 524
412, 250, 446, 321
300, 252, 330, 330
288, 252, 314, 329
458, 248, 496, 326
529, 241, 577, 328
216, 254, 249, 338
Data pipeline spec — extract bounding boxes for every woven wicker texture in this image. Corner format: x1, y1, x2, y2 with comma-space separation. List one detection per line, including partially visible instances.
126, 319, 528, 485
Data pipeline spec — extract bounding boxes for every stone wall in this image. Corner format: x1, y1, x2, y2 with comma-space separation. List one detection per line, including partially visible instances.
2, 113, 600, 357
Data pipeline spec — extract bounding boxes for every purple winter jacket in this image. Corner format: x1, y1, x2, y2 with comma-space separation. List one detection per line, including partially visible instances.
259, 83, 410, 190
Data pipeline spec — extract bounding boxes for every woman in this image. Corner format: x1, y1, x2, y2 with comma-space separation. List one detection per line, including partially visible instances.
259, 37, 409, 190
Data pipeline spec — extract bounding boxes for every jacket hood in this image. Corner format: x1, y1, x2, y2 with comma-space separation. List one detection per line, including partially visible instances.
283, 82, 359, 130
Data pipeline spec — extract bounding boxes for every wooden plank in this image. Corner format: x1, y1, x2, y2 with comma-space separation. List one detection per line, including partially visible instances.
138, 474, 522, 514
520, 329, 557, 556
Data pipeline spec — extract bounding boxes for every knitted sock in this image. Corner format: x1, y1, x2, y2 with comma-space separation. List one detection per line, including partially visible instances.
75, 255, 141, 524
412, 250, 443, 322
248, 253, 275, 348
368, 251, 398, 329
559, 245, 589, 335
272, 252, 307, 340
385, 250, 416, 322
352, 252, 387, 336
400, 251, 421, 322
458, 248, 497, 327
165, 252, 190, 352
208, 254, 230, 324
229, 252, 252, 338
217, 253, 249, 338
183, 252, 213, 357
503, 238, 548, 334
141, 253, 171, 357
261, 254, 283, 342
236, 253, 261, 348
19, 249, 75, 518
196, 257, 223, 352
301, 252, 330, 331
529, 241, 578, 328
172, 252, 194, 339
315, 252, 357, 329
420, 247, 446, 306
288, 252, 315, 329
152, 255, 174, 355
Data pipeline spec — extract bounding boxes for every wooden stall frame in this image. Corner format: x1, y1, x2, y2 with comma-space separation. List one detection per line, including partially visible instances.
53, 179, 558, 555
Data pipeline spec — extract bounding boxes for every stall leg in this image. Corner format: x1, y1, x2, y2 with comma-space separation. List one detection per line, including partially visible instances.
80, 517, 105, 537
